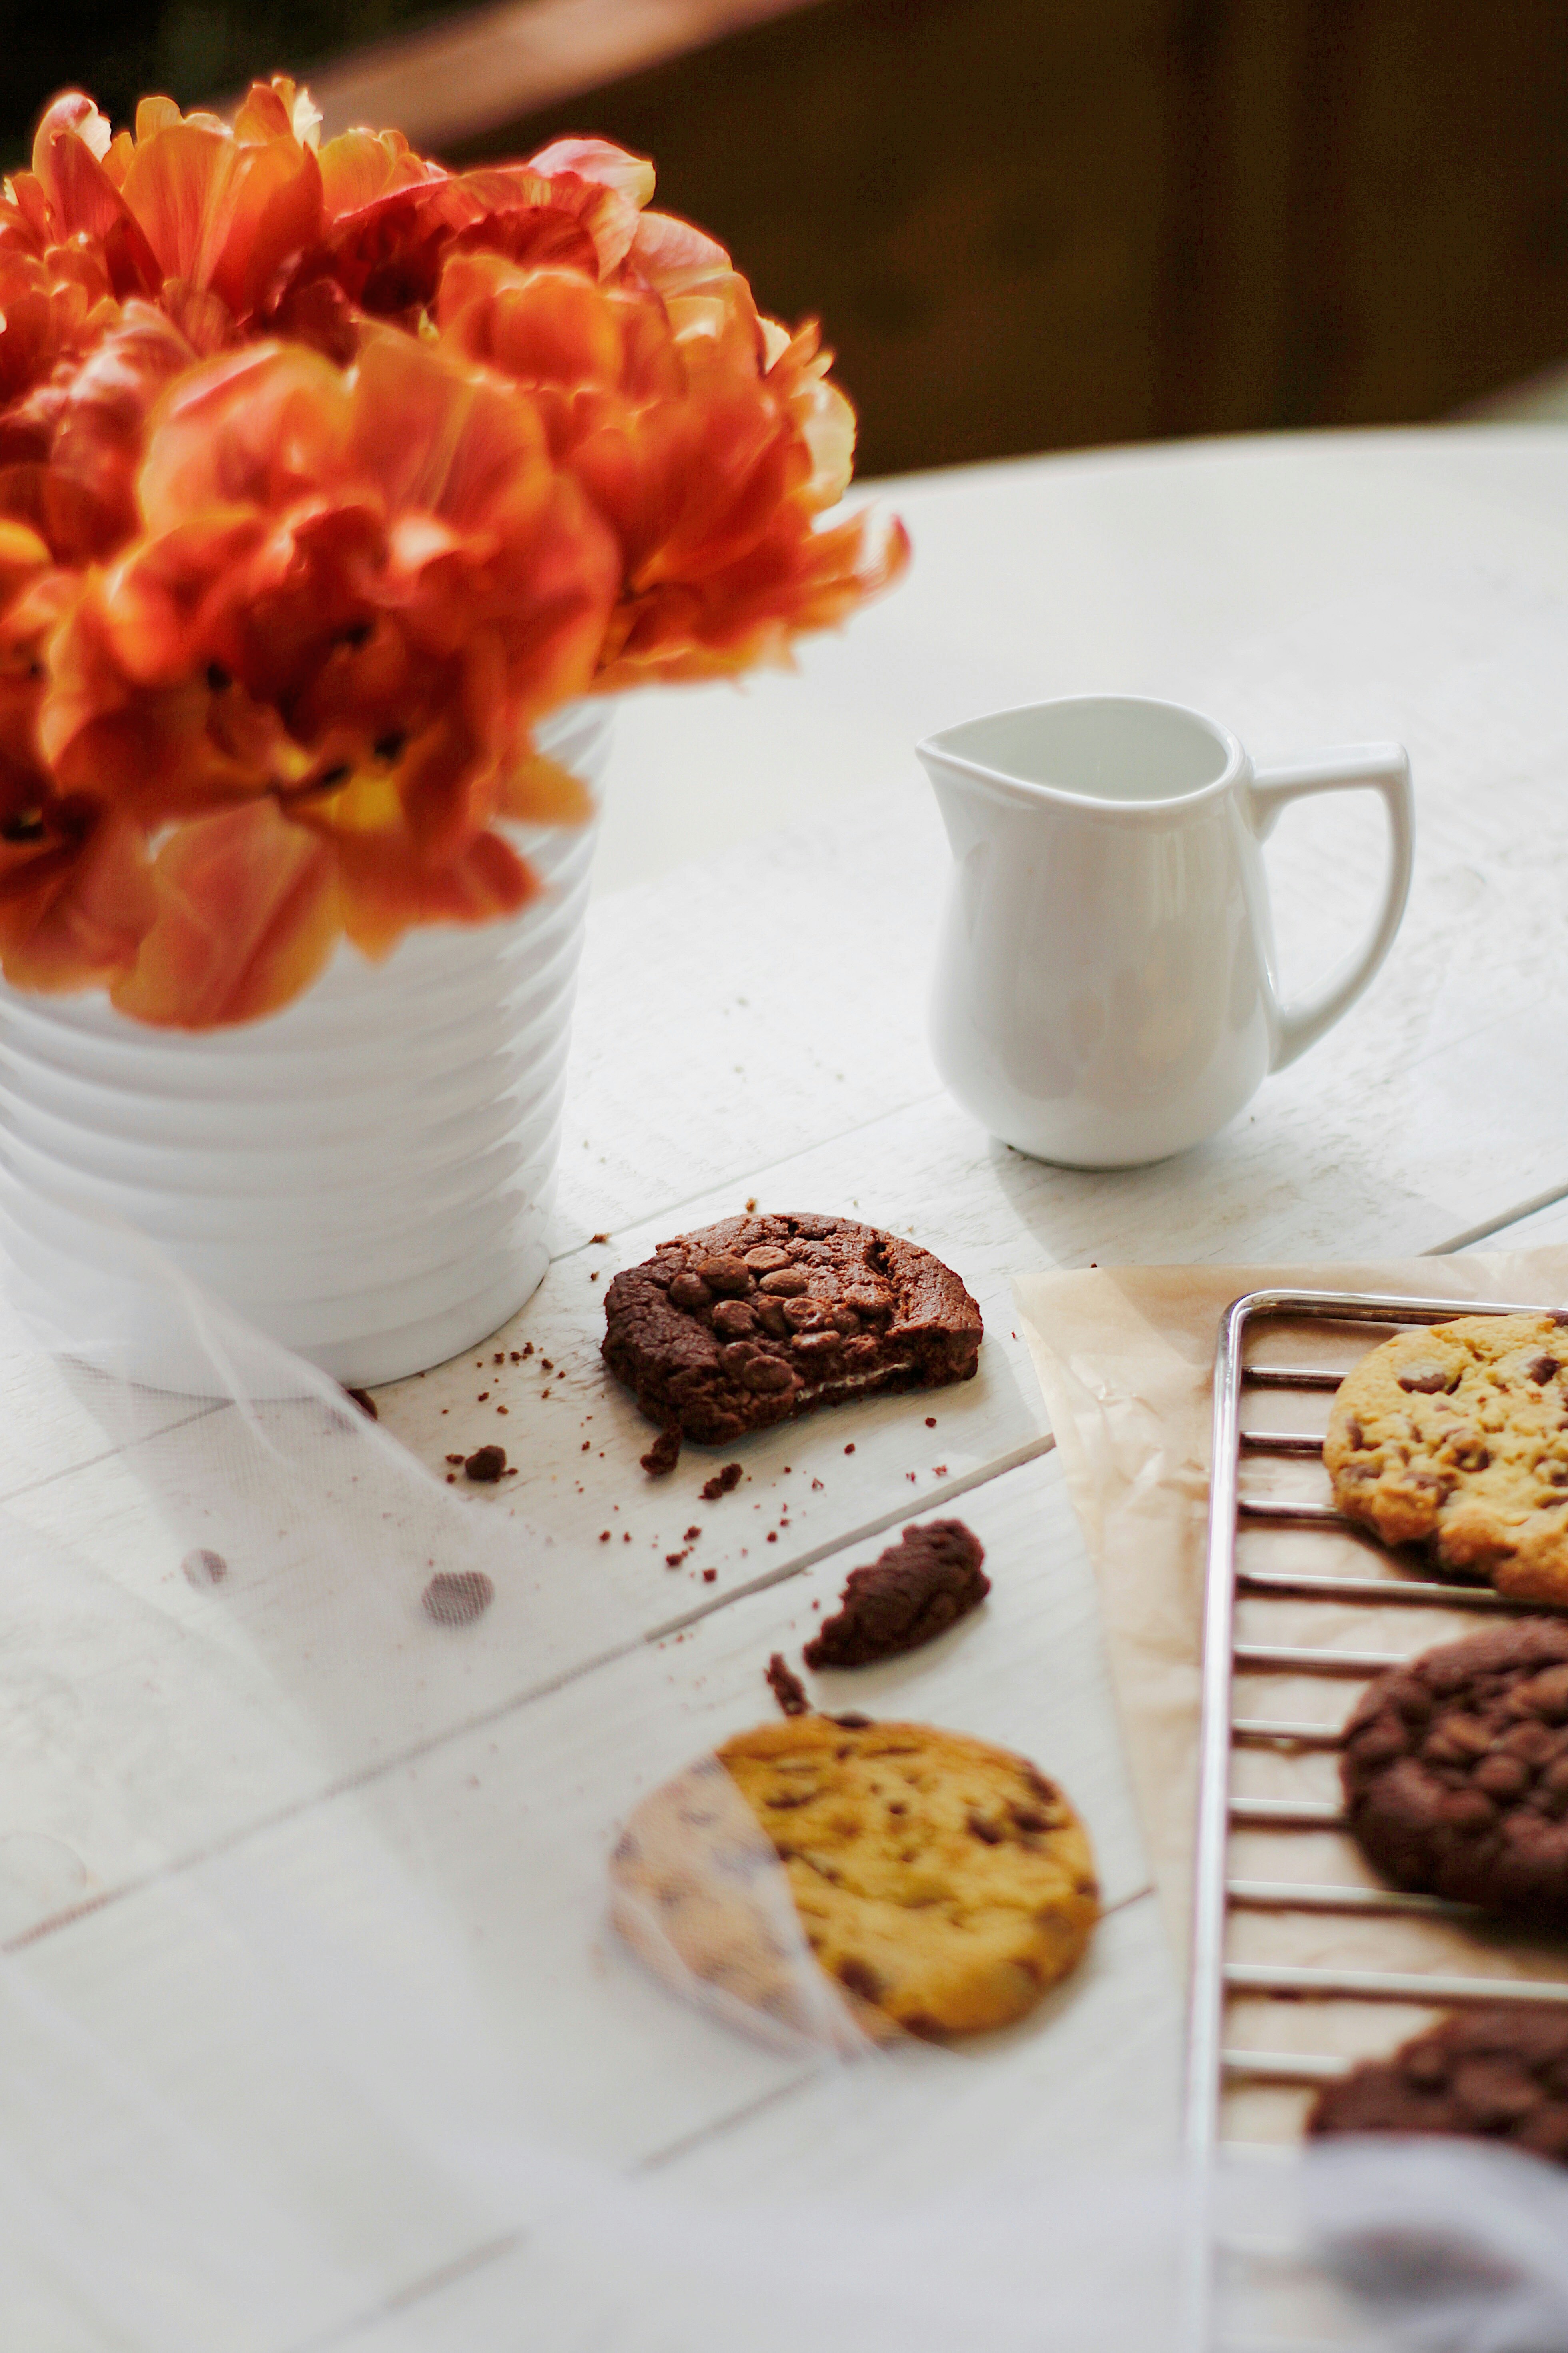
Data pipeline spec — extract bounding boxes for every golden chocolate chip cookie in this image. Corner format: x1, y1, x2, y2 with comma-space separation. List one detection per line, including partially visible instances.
1325, 1313, 1568, 1603
610, 1718, 1099, 2041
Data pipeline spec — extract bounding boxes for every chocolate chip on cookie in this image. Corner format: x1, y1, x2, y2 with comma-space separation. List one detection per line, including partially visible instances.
803, 1519, 989, 1669
1309, 2007, 1568, 2164
1325, 1314, 1568, 1604
610, 1718, 1097, 2041
601, 1213, 982, 1446
1342, 1620, 1568, 1920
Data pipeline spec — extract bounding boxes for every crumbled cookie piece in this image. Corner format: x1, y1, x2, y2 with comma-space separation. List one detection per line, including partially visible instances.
1342, 1619, 1568, 1919
702, 1462, 744, 1500
804, 1520, 989, 1669
1310, 2007, 1568, 2163
1326, 1314, 1568, 1601
602, 1212, 981, 1446
463, 1444, 507, 1483
766, 1654, 810, 1716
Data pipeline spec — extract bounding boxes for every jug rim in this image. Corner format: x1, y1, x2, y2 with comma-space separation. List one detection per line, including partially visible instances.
916, 692, 1247, 816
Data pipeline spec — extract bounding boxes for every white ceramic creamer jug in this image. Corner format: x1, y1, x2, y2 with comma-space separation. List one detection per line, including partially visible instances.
919, 695, 1414, 1168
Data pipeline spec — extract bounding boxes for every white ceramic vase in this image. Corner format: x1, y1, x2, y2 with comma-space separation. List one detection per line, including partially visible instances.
0, 700, 613, 1388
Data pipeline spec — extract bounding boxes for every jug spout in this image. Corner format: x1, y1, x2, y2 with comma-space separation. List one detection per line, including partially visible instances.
916, 734, 995, 863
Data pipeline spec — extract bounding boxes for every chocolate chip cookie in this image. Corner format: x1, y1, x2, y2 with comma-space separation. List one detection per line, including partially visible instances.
601, 1212, 983, 1445
1342, 1621, 1568, 1919
1325, 1314, 1568, 1603
803, 1519, 989, 1668
610, 1718, 1098, 2041
1309, 2007, 1568, 2164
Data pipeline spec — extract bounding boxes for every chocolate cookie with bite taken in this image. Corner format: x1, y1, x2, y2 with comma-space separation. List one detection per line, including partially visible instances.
601, 1212, 982, 1445
1341, 1620, 1568, 1920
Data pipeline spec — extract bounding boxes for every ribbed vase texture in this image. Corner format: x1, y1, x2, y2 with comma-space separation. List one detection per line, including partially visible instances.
0, 701, 612, 1387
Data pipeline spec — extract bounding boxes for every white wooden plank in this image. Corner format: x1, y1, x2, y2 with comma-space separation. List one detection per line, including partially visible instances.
0, 1458, 1157, 2349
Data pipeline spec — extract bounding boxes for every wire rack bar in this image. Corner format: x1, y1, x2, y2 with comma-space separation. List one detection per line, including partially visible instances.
1232, 1720, 1343, 1748
1229, 1798, 1347, 1829
1225, 1961, 1568, 2006
1237, 1566, 1524, 1611
1220, 2050, 1352, 2083
1233, 1643, 1405, 1676
1237, 1500, 1349, 1526
1227, 1880, 1480, 1922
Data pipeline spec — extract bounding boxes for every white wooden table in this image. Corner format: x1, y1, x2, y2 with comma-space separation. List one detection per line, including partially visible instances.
6, 423, 1568, 2349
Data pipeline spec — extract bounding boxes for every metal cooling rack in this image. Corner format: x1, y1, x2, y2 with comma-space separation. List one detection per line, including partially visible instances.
1181, 1287, 1568, 2353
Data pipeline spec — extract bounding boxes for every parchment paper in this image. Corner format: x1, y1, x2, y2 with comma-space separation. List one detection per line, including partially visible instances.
1015, 1246, 1568, 2136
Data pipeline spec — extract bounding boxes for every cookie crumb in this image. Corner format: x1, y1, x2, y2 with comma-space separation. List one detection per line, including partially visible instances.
182, 1547, 227, 1588
641, 1425, 682, 1477
664, 1550, 688, 1568
422, 1569, 494, 1626
684, 1524, 701, 1540
345, 1386, 378, 1420
464, 1444, 507, 1483
701, 1461, 744, 1500
766, 1653, 810, 1716
744, 1197, 757, 1211
702, 1566, 716, 1582
590, 1232, 610, 1244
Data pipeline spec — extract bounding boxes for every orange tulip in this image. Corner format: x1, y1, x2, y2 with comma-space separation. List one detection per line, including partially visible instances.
35, 331, 618, 1022
435, 249, 908, 686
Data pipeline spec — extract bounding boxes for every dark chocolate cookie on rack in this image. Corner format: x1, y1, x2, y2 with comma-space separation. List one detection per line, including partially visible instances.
1341, 1620, 1568, 1920
1309, 2006, 1568, 2163
1324, 1312, 1568, 1604
601, 1212, 982, 1446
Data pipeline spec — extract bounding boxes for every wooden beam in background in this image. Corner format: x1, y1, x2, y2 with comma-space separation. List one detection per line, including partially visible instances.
301, 0, 819, 150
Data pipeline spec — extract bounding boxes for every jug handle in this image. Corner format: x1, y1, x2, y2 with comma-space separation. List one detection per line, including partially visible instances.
1246, 743, 1415, 1074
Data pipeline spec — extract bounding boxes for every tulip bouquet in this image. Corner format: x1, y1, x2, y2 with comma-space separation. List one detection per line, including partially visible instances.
0, 81, 907, 1028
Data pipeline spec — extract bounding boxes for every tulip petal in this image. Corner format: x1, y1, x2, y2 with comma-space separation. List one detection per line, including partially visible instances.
527, 138, 656, 212
0, 804, 155, 993
497, 748, 593, 826
111, 798, 339, 1026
